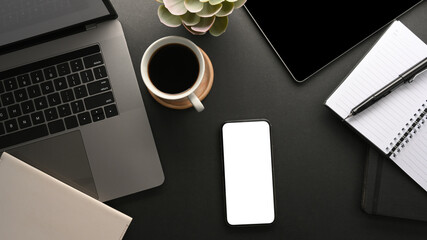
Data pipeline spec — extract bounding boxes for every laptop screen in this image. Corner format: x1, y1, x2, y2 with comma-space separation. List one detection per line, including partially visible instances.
0, 0, 114, 49
245, 1, 422, 82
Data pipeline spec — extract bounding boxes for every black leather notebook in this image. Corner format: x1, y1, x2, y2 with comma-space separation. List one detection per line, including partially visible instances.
362, 146, 427, 221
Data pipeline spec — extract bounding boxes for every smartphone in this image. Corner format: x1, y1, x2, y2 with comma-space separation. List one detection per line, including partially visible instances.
221, 120, 275, 226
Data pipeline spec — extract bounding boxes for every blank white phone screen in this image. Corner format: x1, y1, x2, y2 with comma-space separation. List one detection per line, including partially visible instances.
222, 121, 275, 225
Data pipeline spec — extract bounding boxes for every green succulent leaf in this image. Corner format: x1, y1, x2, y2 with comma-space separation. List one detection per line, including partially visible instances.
209, 16, 228, 36
233, 0, 246, 8
156, 0, 239, 37
180, 12, 201, 26
197, 2, 222, 17
158, 5, 182, 27
216, 1, 233, 17
184, 0, 204, 13
209, 0, 225, 5
163, 0, 187, 15
191, 16, 216, 33
183, 24, 206, 35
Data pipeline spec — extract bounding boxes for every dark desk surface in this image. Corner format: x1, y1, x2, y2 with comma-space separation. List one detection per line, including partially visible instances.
107, 1, 427, 239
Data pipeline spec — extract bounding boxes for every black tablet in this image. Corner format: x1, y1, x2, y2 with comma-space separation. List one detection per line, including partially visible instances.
245, 1, 422, 82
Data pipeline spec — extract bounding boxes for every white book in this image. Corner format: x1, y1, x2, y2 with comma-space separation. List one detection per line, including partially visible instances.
0, 152, 132, 240
325, 21, 427, 191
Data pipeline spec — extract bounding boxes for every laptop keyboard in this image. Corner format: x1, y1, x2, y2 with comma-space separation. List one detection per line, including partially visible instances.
0, 45, 118, 149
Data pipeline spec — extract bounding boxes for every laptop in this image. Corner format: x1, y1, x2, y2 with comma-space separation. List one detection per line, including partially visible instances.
0, 0, 164, 202
245, 0, 422, 82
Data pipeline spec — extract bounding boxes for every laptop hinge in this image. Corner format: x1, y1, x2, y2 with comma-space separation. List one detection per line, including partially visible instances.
85, 23, 97, 31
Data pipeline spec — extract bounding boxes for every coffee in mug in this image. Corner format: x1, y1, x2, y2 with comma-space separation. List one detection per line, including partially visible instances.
148, 43, 199, 94
141, 36, 214, 112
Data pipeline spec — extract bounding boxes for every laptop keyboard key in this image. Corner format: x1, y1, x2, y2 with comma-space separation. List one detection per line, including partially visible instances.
60, 89, 74, 103
57, 62, 71, 76
41, 81, 55, 95
64, 115, 78, 129
48, 119, 65, 134
83, 53, 104, 68
70, 59, 84, 72
4, 78, 18, 91
31, 111, 45, 125
18, 115, 32, 129
0, 108, 8, 121
21, 100, 35, 114
27, 85, 42, 98
80, 69, 94, 83
8, 104, 21, 118
17, 74, 31, 88
91, 108, 105, 122
87, 79, 111, 95
58, 104, 72, 118
74, 85, 88, 99
30, 70, 44, 84
54, 77, 67, 91
47, 92, 61, 106
77, 112, 91, 125
43, 66, 57, 80
104, 104, 118, 118
44, 107, 59, 121
84, 91, 114, 110
14, 89, 28, 102
93, 66, 107, 79
67, 73, 81, 87
34, 96, 48, 110
5, 119, 18, 133
0, 81, 4, 94
0, 123, 4, 135
1, 92, 15, 106
71, 100, 85, 114
0, 124, 49, 149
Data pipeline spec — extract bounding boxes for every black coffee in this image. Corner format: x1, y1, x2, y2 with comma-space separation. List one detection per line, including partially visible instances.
148, 43, 199, 94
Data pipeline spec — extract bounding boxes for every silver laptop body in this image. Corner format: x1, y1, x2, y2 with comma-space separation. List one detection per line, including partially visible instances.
0, 1, 164, 202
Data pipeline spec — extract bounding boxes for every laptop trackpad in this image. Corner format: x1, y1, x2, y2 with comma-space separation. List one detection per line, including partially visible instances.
7, 130, 98, 199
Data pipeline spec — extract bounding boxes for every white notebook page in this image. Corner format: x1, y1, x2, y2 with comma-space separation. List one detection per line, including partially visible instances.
391, 114, 427, 191
326, 21, 427, 153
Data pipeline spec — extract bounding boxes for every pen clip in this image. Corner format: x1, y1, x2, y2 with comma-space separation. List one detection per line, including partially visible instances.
409, 68, 427, 83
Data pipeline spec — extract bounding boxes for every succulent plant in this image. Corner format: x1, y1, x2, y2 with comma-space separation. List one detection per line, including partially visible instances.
156, 0, 247, 36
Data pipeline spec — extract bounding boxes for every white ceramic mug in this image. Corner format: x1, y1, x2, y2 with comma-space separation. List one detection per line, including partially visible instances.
141, 36, 206, 112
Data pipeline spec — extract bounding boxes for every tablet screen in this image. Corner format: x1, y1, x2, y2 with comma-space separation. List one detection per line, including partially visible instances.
245, 1, 421, 82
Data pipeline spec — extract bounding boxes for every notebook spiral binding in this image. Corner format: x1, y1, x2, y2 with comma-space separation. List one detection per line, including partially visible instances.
387, 100, 427, 158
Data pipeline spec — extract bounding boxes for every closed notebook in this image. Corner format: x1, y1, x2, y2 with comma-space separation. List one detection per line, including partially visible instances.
362, 146, 427, 221
325, 21, 427, 192
0, 152, 132, 240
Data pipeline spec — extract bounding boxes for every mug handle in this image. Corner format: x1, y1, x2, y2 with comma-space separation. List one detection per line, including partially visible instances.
188, 93, 205, 112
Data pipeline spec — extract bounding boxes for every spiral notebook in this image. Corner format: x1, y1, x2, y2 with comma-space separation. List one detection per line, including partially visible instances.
325, 20, 427, 191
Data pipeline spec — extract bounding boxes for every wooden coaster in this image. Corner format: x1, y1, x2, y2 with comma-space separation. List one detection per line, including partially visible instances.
149, 48, 214, 110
